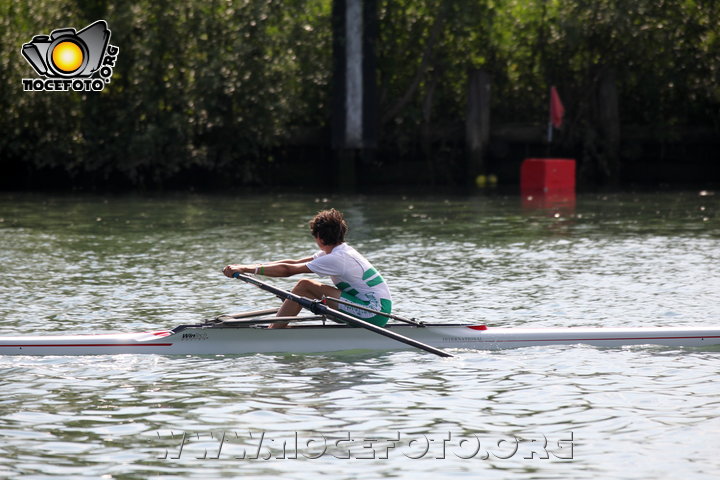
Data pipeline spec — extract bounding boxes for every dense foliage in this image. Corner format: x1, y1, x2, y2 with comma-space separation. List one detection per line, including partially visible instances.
1, 0, 718, 187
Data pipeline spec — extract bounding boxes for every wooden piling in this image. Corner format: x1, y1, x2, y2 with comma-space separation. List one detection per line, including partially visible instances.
466, 69, 491, 185
598, 68, 620, 180
331, 0, 378, 190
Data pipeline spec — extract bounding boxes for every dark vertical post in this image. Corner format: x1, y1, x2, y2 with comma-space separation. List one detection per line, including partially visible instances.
466, 69, 491, 185
331, 0, 378, 190
598, 68, 620, 182
362, 0, 378, 151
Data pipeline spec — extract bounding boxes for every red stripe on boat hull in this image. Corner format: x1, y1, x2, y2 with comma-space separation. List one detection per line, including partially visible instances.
0, 343, 174, 348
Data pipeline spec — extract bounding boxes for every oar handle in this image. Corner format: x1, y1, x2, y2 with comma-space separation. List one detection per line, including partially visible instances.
232, 273, 453, 358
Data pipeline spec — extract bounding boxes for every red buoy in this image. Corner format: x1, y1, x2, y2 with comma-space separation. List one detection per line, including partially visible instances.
521, 158, 576, 195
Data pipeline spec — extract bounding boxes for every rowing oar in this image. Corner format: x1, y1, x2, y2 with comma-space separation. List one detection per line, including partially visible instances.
232, 273, 454, 358
322, 295, 424, 327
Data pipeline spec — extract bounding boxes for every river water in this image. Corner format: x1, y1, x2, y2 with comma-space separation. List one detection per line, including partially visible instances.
0, 191, 718, 479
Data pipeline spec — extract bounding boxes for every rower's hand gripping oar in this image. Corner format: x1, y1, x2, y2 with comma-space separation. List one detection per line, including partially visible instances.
232, 273, 454, 358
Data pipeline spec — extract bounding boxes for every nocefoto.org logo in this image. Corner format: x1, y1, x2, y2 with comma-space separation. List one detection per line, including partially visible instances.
21, 20, 119, 92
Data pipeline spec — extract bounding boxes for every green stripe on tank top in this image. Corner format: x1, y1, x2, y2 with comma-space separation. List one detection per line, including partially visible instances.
366, 275, 385, 287
335, 282, 359, 296
362, 268, 378, 281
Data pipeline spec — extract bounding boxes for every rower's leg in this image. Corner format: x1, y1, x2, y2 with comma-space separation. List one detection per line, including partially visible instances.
270, 279, 341, 328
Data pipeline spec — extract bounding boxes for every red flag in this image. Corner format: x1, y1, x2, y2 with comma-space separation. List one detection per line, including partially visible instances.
550, 86, 565, 128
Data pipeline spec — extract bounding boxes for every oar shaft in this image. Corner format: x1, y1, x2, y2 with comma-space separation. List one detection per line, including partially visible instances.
233, 273, 453, 358
322, 295, 423, 326
312, 301, 452, 357
221, 308, 281, 319
236, 273, 317, 310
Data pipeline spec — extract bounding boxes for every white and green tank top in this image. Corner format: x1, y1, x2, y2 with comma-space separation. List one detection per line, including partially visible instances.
307, 243, 392, 324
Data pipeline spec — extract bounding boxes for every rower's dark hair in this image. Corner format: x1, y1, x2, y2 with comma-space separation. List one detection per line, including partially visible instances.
309, 208, 348, 245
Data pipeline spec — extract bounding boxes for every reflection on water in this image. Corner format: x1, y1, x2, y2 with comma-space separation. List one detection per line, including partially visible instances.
0, 191, 719, 479
521, 192, 576, 214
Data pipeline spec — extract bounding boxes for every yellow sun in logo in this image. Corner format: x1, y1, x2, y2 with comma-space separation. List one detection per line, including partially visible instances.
51, 41, 83, 73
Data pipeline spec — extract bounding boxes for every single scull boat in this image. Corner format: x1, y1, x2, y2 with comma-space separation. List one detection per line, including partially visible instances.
3, 274, 718, 356
1, 316, 719, 356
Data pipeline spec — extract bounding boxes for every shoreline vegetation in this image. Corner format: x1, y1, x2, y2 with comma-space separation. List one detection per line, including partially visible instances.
1, 0, 718, 191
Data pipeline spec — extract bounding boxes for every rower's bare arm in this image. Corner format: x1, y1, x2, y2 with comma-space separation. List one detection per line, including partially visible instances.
263, 257, 314, 265
259, 263, 312, 277
223, 262, 312, 278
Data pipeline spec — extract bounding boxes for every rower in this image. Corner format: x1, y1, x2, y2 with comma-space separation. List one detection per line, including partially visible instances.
223, 208, 393, 329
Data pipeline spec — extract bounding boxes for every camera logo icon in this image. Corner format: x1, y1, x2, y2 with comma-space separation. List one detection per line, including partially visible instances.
21, 20, 120, 92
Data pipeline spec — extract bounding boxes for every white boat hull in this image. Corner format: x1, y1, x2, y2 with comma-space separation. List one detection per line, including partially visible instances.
1, 324, 720, 356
